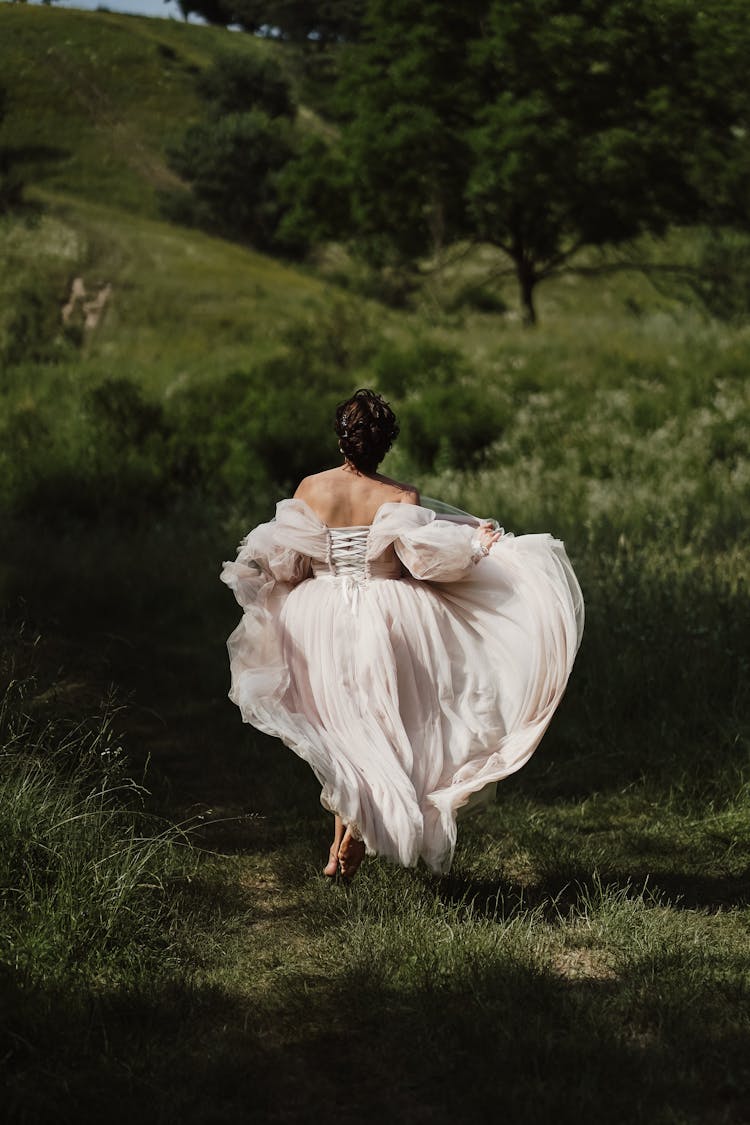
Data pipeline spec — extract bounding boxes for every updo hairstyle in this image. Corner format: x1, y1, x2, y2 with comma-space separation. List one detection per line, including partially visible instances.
335, 388, 400, 473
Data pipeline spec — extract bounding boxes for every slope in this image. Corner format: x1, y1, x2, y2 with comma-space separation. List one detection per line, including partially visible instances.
0, 3, 280, 216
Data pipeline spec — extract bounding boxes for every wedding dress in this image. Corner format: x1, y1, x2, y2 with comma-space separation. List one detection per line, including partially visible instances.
220, 497, 584, 873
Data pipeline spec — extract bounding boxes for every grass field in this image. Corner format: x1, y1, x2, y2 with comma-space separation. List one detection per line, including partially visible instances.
1, 6, 749, 1123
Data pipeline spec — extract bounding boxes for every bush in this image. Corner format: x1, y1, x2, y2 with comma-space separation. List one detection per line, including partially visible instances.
399, 384, 508, 473
0, 85, 24, 216
197, 48, 296, 120
167, 110, 295, 248
2, 299, 381, 526
274, 134, 351, 256
372, 338, 464, 397
167, 363, 343, 502
0, 149, 24, 215
0, 280, 77, 368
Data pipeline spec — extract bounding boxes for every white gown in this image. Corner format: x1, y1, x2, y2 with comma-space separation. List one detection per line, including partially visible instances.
220, 498, 584, 873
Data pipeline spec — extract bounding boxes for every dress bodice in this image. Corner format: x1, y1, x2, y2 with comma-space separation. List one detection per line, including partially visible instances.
328, 527, 370, 578
311, 526, 402, 582
221, 498, 496, 607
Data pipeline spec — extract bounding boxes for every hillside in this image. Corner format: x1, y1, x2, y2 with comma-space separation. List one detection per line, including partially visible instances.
0, 3, 705, 378
0, 3, 283, 215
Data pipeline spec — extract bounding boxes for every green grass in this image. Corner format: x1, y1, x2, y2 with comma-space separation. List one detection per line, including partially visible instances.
4, 649, 748, 1125
0, 4, 284, 216
1, 5, 749, 1122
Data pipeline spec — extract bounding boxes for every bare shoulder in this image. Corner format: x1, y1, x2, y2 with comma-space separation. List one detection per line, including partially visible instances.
399, 485, 420, 506
293, 470, 336, 501
376, 473, 420, 505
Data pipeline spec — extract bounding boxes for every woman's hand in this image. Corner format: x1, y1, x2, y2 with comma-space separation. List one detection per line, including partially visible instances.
477, 521, 502, 553
470, 520, 502, 563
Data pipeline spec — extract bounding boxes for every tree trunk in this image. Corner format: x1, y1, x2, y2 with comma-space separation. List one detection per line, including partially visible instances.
518, 263, 537, 326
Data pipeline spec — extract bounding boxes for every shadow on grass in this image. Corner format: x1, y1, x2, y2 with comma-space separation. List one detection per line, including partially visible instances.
4, 944, 749, 1125
431, 865, 750, 925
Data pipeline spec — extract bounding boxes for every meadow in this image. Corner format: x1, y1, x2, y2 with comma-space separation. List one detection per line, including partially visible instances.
1, 6, 749, 1122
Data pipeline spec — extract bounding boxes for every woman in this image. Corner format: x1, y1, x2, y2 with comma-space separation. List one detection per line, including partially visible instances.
221, 389, 584, 881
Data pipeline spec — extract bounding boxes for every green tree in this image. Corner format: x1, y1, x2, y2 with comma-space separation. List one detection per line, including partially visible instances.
174, 0, 366, 40
336, 0, 750, 323
467, 0, 750, 322
274, 133, 351, 252
338, 0, 482, 271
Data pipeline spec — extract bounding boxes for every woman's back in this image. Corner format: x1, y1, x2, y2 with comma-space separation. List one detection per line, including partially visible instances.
294, 466, 419, 529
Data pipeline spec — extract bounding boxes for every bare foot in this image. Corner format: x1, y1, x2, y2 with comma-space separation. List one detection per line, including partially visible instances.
323, 814, 345, 878
338, 828, 365, 882
323, 844, 340, 878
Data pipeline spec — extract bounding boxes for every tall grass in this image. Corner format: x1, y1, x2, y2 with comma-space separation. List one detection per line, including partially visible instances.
0, 672, 194, 985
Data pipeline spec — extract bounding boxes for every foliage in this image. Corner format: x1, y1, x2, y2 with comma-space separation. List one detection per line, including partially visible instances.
274, 133, 351, 251
167, 109, 296, 247
175, 0, 366, 41
337, 1, 479, 270
166, 46, 306, 248
0, 289, 380, 524
336, 0, 750, 322
674, 228, 750, 322
196, 47, 296, 119
399, 384, 507, 472
465, 0, 750, 322
0, 215, 82, 371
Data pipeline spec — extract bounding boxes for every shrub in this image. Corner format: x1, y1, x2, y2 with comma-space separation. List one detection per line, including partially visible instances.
372, 338, 464, 397
688, 229, 750, 321
167, 110, 295, 248
274, 134, 351, 256
167, 363, 342, 502
0, 280, 76, 368
0, 85, 24, 216
399, 384, 508, 473
196, 48, 296, 120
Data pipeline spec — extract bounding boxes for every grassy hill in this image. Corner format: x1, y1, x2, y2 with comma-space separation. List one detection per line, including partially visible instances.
0, 5, 381, 400
0, 3, 282, 214
1, 7, 749, 1124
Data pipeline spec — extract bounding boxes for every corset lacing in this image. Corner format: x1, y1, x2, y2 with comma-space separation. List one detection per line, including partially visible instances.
311, 527, 402, 612
316, 527, 370, 613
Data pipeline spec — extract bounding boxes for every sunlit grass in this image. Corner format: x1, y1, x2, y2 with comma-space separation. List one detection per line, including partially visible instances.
0, 4, 279, 216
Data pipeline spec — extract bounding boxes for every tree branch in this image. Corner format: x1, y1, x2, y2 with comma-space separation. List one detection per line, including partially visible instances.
542, 260, 704, 282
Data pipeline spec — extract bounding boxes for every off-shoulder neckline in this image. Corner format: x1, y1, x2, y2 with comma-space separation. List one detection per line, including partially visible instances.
281, 496, 430, 530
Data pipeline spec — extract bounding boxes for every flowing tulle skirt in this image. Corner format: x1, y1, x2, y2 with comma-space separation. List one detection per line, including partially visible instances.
224, 513, 583, 873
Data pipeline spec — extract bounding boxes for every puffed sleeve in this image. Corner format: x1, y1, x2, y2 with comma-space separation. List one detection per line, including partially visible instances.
220, 499, 327, 607
369, 503, 494, 583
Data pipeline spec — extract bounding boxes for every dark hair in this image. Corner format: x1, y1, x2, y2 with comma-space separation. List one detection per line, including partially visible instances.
335, 388, 400, 473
